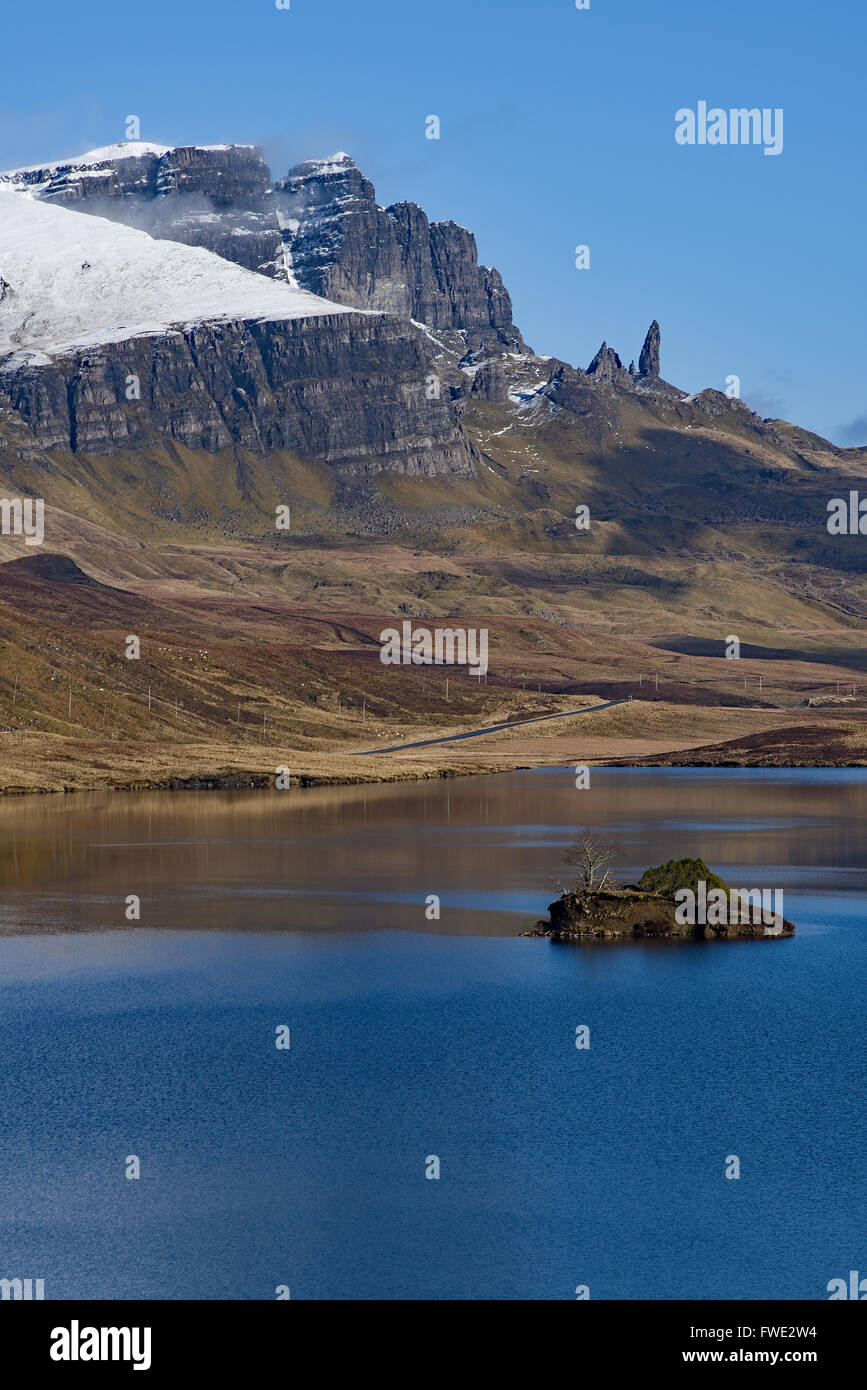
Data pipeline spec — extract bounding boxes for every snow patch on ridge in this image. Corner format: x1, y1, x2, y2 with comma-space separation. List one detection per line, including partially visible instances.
0, 188, 363, 365
0, 142, 263, 182
300, 152, 354, 173
1, 142, 172, 179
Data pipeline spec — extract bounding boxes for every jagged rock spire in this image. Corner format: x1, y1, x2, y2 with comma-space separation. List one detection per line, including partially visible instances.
639, 320, 660, 377
587, 341, 626, 384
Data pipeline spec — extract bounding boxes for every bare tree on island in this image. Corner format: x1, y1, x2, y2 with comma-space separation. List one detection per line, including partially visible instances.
562, 827, 619, 894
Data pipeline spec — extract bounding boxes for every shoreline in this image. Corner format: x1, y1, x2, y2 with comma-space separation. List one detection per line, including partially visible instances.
3, 748, 866, 798
3, 698, 866, 796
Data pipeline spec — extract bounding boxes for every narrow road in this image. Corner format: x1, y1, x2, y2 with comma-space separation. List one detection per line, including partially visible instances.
354, 698, 630, 755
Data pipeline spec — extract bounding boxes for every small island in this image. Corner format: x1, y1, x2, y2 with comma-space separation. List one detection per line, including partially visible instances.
524, 832, 796, 941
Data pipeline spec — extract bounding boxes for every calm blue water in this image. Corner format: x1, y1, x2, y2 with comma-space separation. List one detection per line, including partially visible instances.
0, 768, 865, 1299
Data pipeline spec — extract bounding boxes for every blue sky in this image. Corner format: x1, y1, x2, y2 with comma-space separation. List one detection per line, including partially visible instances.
2, 0, 864, 444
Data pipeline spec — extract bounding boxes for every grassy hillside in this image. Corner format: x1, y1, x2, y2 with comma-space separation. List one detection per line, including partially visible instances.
1, 373, 866, 789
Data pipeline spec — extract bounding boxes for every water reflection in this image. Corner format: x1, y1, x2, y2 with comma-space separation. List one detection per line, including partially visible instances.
1, 767, 866, 937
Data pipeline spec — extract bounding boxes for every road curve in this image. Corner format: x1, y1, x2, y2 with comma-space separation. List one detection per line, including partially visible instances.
353, 698, 631, 755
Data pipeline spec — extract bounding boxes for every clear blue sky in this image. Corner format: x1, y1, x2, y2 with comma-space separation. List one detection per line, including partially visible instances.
2, 0, 864, 444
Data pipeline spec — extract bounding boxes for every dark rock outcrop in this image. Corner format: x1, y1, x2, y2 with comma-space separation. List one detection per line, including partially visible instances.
549, 321, 667, 400
469, 359, 510, 403
0, 276, 11, 303
639, 319, 660, 377
540, 361, 614, 446
0, 313, 475, 475
586, 341, 631, 388
524, 887, 795, 941
275, 154, 523, 349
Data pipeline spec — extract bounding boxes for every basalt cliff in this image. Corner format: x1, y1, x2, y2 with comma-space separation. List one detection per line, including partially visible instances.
0, 140, 763, 482
0, 141, 527, 474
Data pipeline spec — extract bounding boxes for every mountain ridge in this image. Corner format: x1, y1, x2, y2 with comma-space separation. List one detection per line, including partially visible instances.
4, 140, 861, 477
2, 138, 866, 774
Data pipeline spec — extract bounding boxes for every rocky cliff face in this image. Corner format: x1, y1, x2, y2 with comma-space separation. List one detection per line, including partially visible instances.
585, 322, 668, 391
586, 341, 631, 388
0, 144, 498, 475
0, 311, 473, 475
274, 154, 522, 349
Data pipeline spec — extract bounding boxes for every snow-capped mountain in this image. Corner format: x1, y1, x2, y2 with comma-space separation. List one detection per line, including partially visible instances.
0, 163, 474, 474
1, 141, 172, 182
0, 142, 279, 274
1, 142, 522, 349
0, 186, 355, 368
0, 139, 694, 482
